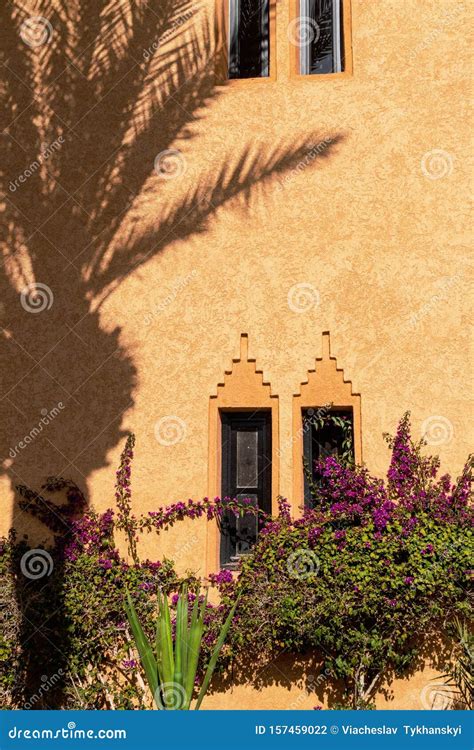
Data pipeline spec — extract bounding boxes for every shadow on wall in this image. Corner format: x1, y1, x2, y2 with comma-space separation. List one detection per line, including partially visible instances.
206, 638, 452, 709
0, 0, 344, 705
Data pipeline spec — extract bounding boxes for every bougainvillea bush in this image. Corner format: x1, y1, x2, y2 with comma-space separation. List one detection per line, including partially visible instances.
0, 513, 182, 709
0, 413, 472, 709
210, 414, 473, 708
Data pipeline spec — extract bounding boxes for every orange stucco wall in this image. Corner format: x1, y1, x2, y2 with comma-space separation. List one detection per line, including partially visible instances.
1, 0, 471, 709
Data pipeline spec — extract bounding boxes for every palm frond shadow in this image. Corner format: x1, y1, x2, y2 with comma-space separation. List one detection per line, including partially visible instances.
0, 0, 344, 706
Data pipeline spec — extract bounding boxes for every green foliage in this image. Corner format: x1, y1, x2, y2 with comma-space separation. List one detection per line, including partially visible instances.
225, 511, 472, 708
440, 619, 474, 709
125, 586, 238, 709
0, 534, 22, 707
1, 417, 471, 710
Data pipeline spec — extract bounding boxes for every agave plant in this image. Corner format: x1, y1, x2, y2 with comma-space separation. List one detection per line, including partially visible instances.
125, 586, 238, 709
440, 618, 474, 710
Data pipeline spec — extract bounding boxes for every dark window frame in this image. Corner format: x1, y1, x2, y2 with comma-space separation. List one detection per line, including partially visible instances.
220, 410, 272, 566
228, 0, 271, 79
302, 406, 354, 506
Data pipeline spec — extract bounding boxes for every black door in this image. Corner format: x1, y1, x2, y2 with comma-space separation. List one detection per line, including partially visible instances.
220, 411, 272, 567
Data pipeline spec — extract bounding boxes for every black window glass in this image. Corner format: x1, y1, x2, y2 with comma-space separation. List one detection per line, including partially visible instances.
220, 411, 272, 566
299, 0, 344, 75
229, 0, 270, 79
303, 408, 353, 505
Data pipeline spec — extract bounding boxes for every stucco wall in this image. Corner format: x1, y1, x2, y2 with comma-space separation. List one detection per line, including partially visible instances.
90, 0, 471, 563
0, 0, 471, 709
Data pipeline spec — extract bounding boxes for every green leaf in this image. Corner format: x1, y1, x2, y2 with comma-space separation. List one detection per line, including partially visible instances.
195, 594, 240, 710
124, 590, 159, 705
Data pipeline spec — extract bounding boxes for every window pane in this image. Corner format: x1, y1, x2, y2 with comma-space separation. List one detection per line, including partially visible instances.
236, 429, 258, 487
299, 0, 343, 75
235, 494, 258, 553
303, 408, 354, 505
229, 0, 270, 79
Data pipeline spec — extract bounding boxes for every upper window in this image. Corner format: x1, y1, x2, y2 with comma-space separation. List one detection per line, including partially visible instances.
303, 407, 354, 505
228, 0, 270, 78
296, 0, 345, 75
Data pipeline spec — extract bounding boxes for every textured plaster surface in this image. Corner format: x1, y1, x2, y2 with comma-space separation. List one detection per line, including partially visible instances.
1, 0, 472, 709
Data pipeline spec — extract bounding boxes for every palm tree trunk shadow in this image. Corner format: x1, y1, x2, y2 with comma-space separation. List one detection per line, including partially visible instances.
1, 1, 347, 707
